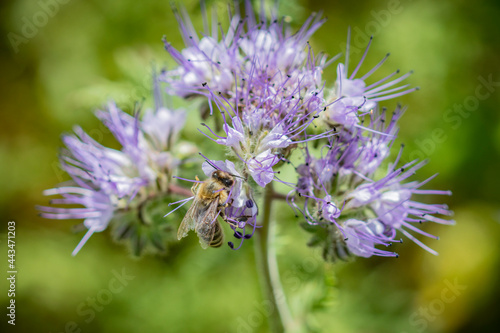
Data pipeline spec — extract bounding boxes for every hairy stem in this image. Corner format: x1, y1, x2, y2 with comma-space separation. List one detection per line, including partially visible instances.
255, 184, 294, 332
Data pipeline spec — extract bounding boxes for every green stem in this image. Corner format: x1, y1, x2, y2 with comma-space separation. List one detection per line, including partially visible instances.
255, 184, 294, 333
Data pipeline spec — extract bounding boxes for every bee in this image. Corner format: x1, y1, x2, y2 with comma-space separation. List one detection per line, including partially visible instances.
177, 169, 236, 249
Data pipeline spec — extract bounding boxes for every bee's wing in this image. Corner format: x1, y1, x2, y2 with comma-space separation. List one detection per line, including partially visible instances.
195, 198, 221, 249
177, 199, 202, 240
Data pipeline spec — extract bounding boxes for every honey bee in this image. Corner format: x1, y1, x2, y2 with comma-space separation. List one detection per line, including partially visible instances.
177, 170, 236, 249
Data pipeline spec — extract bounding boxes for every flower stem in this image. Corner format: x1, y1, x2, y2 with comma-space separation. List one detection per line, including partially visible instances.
255, 184, 294, 333
167, 183, 193, 197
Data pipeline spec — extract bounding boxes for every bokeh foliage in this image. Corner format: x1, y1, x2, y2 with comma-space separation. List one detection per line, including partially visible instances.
1, 0, 499, 332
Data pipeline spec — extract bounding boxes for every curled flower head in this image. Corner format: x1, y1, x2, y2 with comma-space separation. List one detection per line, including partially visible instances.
39, 187, 115, 256
299, 143, 454, 260
324, 33, 417, 130
343, 219, 397, 258
39, 75, 188, 256
162, 1, 329, 99
162, 2, 344, 190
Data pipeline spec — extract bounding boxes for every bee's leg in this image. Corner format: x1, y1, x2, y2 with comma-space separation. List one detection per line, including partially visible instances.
223, 195, 234, 208
219, 208, 236, 228
219, 209, 227, 221
191, 176, 201, 195
218, 190, 233, 208
226, 219, 238, 228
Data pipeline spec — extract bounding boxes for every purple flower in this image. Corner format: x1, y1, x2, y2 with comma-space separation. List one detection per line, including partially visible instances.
96, 102, 157, 184
326, 97, 362, 127
344, 158, 454, 256
324, 34, 417, 129
246, 151, 281, 187
344, 219, 396, 258
163, 34, 238, 97
60, 125, 148, 199
199, 73, 334, 187
162, 1, 328, 100
39, 0, 454, 264
212, 115, 292, 186
38, 187, 115, 256
39, 79, 186, 255
293, 105, 452, 258
163, 2, 341, 190
320, 195, 342, 222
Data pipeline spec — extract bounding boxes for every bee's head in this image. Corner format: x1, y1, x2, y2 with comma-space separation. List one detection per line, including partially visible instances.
212, 170, 234, 188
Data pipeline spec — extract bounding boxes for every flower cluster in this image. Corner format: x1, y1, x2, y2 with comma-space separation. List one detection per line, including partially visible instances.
162, 1, 453, 258
163, 3, 333, 187
40, 1, 453, 259
38, 76, 189, 256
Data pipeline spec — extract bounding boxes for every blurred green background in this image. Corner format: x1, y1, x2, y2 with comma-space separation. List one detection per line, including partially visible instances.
1, 0, 499, 332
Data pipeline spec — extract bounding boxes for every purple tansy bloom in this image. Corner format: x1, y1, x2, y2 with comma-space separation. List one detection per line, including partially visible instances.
141, 84, 186, 174
294, 107, 452, 259
293, 138, 346, 197
162, 1, 452, 260
163, 30, 239, 97
343, 219, 397, 258
96, 102, 157, 184
325, 33, 417, 129
39, 77, 187, 255
345, 158, 454, 256
326, 97, 362, 127
236, 1, 327, 77
246, 151, 281, 187
319, 195, 342, 222
162, 1, 329, 101
213, 115, 292, 186
353, 106, 402, 176
161, 2, 241, 97
163, 1, 340, 189
289, 144, 342, 226
59, 125, 147, 199
200, 69, 335, 187
39, 109, 148, 254
38, 187, 115, 256
215, 116, 246, 149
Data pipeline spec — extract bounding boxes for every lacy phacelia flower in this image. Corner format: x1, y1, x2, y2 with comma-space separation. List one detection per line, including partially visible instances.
343, 219, 395, 258
163, 1, 335, 187
294, 102, 453, 259
39, 187, 116, 256
163, 2, 451, 258
162, 2, 452, 259
344, 158, 454, 256
162, 1, 328, 101
324, 34, 418, 129
38, 78, 187, 256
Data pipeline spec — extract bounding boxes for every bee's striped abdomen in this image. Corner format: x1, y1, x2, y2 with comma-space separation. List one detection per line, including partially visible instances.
208, 221, 223, 248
